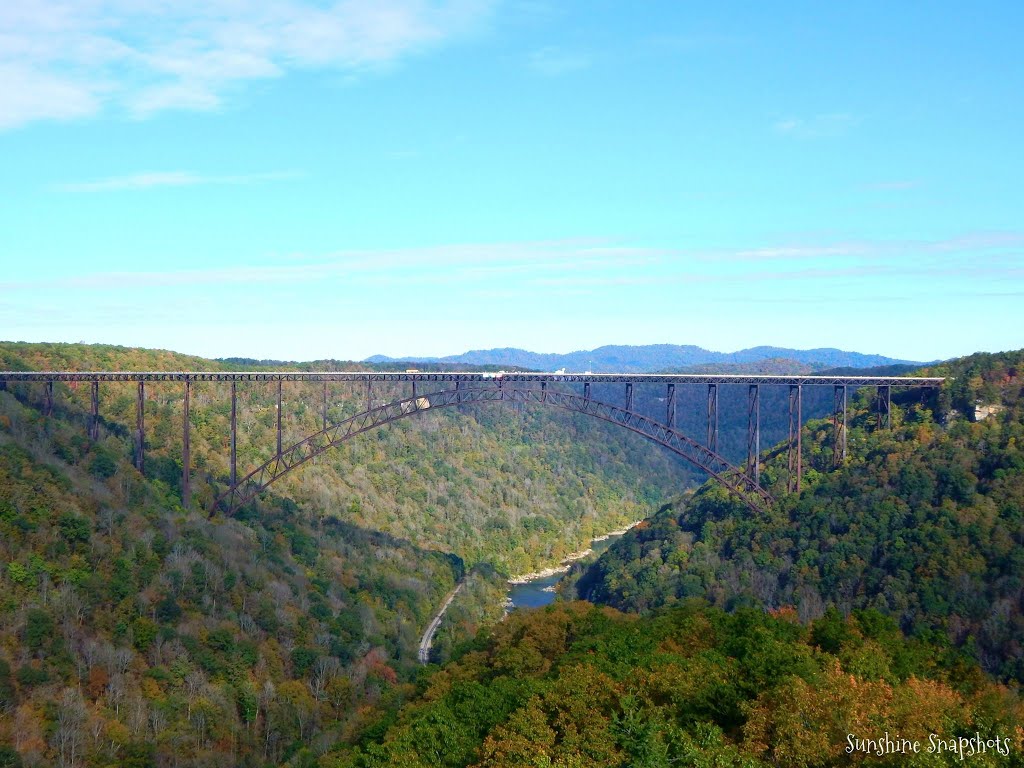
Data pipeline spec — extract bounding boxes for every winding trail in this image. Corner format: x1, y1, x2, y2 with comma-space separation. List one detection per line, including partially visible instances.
418, 581, 465, 664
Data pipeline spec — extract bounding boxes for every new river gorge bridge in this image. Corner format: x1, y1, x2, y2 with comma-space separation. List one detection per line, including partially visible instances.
0, 371, 944, 516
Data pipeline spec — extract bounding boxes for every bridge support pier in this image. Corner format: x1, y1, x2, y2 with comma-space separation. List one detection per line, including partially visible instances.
322, 381, 328, 432
89, 380, 99, 441
707, 384, 718, 453
876, 385, 891, 430
45, 380, 53, 417
747, 385, 760, 484
182, 380, 191, 507
135, 381, 144, 474
584, 381, 591, 401
788, 385, 802, 493
412, 380, 417, 400
625, 383, 633, 412
366, 378, 372, 412
276, 380, 283, 457
541, 381, 547, 402
230, 381, 237, 489
666, 383, 675, 429
833, 385, 847, 467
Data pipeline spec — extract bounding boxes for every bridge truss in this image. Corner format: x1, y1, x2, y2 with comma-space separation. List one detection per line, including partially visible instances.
0, 371, 944, 516
217, 385, 775, 515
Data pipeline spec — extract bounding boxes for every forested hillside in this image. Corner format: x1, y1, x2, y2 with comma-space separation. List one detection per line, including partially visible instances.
0, 414, 461, 767
570, 350, 1024, 681
0, 341, 692, 767
341, 600, 1023, 767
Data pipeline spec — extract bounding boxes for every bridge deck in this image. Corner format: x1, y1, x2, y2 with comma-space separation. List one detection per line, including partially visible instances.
0, 371, 945, 386
0, 368, 944, 512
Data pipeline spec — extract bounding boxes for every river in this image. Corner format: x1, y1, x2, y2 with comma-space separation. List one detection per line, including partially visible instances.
419, 524, 637, 664
507, 527, 629, 610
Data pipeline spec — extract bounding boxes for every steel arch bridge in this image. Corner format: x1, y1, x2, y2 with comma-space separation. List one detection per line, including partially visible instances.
0, 370, 945, 518
216, 385, 775, 515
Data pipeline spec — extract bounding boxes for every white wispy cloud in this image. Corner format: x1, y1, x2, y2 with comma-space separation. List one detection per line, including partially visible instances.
702, 232, 1024, 263
2, 238, 654, 291
0, 62, 99, 129
56, 170, 302, 191
773, 112, 858, 138
0, 0, 495, 129
4, 232, 1020, 296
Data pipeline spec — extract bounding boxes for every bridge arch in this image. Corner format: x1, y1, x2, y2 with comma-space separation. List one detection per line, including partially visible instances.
214, 385, 774, 516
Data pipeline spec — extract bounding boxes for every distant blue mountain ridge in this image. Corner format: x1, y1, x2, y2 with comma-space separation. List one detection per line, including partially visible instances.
364, 344, 922, 373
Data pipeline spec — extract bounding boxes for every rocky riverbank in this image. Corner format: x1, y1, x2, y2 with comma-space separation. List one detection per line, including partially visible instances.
507, 520, 641, 584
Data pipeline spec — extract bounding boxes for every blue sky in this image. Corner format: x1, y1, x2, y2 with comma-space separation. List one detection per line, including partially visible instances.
2, 1, 1022, 363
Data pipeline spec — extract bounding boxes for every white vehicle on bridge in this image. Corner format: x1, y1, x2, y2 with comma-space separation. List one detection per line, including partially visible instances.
401, 397, 431, 414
